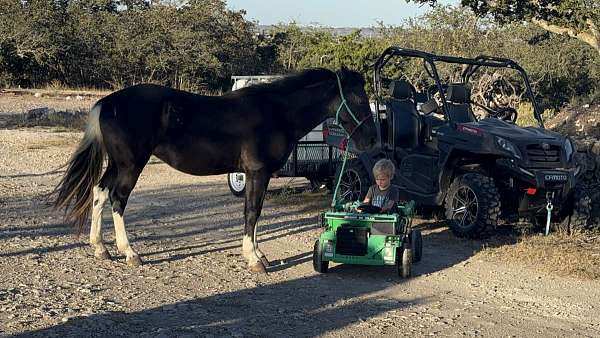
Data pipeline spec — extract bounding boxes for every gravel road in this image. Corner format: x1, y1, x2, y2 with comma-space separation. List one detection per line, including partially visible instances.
1, 128, 599, 338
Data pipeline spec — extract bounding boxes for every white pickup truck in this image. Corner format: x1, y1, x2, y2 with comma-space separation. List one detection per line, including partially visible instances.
226, 75, 345, 196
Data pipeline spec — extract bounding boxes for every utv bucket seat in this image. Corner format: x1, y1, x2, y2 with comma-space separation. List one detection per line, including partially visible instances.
387, 80, 421, 149
446, 83, 476, 123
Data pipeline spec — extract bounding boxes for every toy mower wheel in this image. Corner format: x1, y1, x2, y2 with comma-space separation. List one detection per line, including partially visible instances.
313, 240, 329, 273
411, 229, 423, 263
397, 244, 412, 278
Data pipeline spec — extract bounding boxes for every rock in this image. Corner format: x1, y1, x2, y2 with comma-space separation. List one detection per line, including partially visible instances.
26, 107, 54, 120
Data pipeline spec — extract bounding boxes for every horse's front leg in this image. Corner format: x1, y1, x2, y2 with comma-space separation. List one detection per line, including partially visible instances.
242, 169, 271, 273
110, 168, 143, 267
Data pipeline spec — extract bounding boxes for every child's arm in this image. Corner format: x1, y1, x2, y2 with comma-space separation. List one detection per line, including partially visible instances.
363, 186, 373, 204
357, 186, 374, 213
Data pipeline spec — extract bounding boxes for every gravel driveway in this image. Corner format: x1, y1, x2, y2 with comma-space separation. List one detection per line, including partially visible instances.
1, 128, 599, 337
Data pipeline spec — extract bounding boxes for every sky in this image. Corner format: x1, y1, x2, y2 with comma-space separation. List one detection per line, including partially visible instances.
226, 0, 458, 28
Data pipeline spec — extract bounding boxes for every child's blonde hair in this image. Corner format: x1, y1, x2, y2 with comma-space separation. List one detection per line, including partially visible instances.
373, 158, 395, 178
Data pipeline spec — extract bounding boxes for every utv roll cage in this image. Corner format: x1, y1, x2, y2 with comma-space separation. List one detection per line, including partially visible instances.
372, 46, 544, 128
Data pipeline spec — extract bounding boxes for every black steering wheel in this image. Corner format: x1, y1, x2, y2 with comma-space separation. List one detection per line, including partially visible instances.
469, 101, 518, 123
356, 204, 382, 214
489, 106, 518, 123
426, 83, 448, 100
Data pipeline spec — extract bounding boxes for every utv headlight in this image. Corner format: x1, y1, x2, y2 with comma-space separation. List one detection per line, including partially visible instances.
495, 137, 522, 159
564, 138, 574, 162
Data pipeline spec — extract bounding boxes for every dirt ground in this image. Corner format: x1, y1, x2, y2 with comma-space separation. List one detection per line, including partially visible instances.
1, 94, 600, 337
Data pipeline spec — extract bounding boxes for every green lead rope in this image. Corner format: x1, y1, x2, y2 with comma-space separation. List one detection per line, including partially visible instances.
331, 72, 358, 209
331, 142, 350, 208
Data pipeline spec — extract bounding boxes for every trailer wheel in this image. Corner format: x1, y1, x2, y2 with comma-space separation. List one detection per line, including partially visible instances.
445, 173, 500, 238
312, 240, 329, 273
411, 229, 423, 263
227, 172, 246, 197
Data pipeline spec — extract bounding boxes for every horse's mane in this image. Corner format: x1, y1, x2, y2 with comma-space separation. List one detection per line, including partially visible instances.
230, 68, 331, 97
228, 67, 365, 97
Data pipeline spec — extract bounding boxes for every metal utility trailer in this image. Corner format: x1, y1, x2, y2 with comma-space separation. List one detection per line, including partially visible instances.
226, 75, 347, 197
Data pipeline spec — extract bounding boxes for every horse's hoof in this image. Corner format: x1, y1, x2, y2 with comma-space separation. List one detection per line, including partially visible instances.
95, 250, 112, 260
249, 261, 267, 274
126, 255, 143, 267
259, 256, 270, 267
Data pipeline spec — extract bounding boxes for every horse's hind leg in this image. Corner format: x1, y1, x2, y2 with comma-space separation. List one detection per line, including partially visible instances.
89, 163, 116, 260
109, 165, 145, 267
90, 185, 110, 259
242, 169, 271, 273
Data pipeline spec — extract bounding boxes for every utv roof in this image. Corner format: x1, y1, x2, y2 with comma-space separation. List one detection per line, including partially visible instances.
373, 46, 544, 127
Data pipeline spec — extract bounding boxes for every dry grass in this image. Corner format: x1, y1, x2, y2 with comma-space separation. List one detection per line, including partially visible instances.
26, 137, 74, 150
481, 232, 600, 280
0, 89, 104, 115
267, 185, 331, 212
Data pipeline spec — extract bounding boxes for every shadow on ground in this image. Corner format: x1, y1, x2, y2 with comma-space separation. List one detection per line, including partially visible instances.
16, 272, 428, 338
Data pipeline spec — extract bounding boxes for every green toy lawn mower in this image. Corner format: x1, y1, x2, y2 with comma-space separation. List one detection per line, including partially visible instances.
313, 201, 423, 278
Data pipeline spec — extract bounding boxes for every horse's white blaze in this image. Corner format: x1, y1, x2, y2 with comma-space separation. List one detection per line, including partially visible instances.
112, 210, 138, 259
90, 186, 109, 255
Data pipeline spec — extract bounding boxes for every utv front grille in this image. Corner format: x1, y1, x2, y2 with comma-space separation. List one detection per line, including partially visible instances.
526, 144, 561, 167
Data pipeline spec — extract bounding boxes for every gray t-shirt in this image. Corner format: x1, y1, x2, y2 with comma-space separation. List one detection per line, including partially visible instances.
365, 185, 400, 209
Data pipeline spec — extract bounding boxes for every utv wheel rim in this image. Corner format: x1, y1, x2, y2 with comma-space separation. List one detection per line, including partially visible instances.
451, 186, 479, 228
340, 170, 361, 201
228, 173, 246, 192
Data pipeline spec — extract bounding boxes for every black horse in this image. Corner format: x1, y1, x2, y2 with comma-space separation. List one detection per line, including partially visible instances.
53, 67, 377, 272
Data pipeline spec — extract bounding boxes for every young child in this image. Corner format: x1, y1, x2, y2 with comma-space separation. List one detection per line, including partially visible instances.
362, 159, 399, 213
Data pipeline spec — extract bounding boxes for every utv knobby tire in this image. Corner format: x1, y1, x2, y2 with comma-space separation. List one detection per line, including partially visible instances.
445, 173, 500, 239
567, 186, 592, 233
333, 159, 371, 203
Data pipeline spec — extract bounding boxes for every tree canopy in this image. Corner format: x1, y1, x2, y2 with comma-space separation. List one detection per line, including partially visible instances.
0, 3, 598, 107
408, 0, 600, 55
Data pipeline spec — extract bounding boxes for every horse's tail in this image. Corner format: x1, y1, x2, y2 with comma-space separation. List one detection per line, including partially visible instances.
53, 102, 105, 231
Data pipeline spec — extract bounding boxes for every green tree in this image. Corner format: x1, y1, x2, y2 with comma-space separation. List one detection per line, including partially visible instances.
408, 0, 600, 56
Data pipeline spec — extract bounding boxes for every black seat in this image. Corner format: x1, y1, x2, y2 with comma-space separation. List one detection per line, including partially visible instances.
386, 80, 421, 149
446, 84, 476, 123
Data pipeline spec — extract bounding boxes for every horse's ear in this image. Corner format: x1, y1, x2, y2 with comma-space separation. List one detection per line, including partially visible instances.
337, 65, 350, 82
